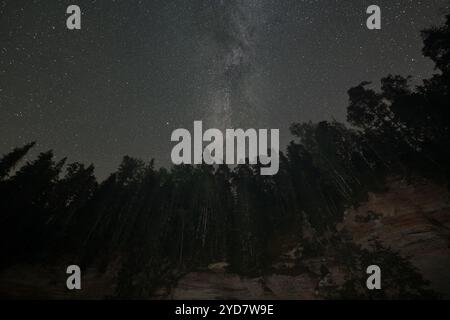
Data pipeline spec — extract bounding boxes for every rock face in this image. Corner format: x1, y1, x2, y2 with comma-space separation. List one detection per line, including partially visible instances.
338, 177, 450, 298
165, 177, 450, 299
169, 271, 319, 300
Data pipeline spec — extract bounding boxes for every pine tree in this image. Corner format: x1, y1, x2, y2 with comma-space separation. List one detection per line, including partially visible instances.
0, 141, 35, 180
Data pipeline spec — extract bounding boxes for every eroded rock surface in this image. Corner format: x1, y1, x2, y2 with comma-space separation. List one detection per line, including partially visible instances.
338, 177, 450, 297
166, 177, 450, 299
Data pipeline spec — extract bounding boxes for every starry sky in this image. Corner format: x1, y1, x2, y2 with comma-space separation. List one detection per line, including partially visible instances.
1, 0, 449, 179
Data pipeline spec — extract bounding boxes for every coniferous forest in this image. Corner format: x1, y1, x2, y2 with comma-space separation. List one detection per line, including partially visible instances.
1, 14, 450, 300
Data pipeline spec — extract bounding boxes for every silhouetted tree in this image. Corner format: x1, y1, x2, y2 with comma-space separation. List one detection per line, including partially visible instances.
0, 141, 35, 180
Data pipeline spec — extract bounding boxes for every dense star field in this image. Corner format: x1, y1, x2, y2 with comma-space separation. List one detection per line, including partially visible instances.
1, 0, 449, 178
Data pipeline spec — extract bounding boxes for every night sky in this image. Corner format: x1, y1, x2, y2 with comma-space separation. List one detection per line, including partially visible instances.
1, 0, 449, 179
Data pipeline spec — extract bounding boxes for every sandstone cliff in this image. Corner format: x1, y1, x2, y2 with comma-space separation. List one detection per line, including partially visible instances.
157, 177, 450, 299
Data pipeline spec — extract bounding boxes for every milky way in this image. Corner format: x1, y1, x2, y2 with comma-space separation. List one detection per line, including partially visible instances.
1, 0, 449, 178
194, 0, 269, 129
